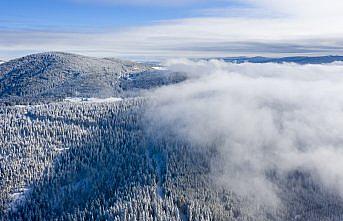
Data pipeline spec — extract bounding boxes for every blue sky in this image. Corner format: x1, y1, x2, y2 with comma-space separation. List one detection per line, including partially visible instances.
1, 0, 239, 31
1, 0, 343, 60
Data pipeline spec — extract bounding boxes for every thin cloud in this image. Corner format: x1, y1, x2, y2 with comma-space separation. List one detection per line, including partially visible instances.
1, 0, 343, 59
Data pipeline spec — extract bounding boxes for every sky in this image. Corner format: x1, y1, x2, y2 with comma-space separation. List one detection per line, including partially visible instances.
1, 0, 343, 60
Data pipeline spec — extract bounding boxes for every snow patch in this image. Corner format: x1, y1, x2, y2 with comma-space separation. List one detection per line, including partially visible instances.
64, 97, 123, 103
14, 104, 43, 109
152, 66, 167, 71
55, 147, 70, 152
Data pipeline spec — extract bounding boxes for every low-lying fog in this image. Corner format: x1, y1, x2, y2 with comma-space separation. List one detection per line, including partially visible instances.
145, 59, 343, 206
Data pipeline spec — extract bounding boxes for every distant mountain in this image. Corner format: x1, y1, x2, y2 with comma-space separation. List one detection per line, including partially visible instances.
221, 55, 343, 64
3, 53, 342, 105
0, 52, 151, 104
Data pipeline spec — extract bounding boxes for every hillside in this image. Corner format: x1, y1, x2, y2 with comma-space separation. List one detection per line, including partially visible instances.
0, 52, 151, 104
1, 100, 236, 220
222, 55, 343, 64
2, 100, 343, 221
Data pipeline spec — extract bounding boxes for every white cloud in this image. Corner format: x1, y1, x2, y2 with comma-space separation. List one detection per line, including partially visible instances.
248, 0, 343, 18
144, 60, 343, 207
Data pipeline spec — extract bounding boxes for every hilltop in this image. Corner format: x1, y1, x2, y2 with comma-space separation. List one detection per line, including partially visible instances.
0, 52, 151, 104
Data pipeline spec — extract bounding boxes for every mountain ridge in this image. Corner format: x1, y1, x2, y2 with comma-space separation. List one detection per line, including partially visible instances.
0, 52, 151, 105
220, 55, 343, 64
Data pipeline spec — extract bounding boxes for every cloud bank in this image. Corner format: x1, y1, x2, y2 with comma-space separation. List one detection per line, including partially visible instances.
145, 60, 343, 206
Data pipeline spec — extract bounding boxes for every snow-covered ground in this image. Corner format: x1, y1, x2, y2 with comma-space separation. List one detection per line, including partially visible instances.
8, 187, 31, 212
55, 147, 70, 152
64, 97, 123, 103
152, 66, 167, 71
14, 104, 43, 110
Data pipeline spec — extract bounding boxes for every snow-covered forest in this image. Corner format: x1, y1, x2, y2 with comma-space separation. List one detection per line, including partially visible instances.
0, 99, 239, 220
1, 98, 343, 220
2, 53, 343, 220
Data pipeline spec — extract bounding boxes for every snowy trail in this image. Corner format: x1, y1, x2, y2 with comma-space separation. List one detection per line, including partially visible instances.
154, 153, 166, 199
146, 147, 166, 199
7, 187, 31, 212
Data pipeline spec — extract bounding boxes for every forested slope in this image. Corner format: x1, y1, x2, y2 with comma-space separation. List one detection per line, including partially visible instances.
1, 99, 343, 221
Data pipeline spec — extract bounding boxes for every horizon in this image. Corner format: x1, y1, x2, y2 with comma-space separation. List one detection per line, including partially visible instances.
1, 0, 343, 60
2, 51, 343, 63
